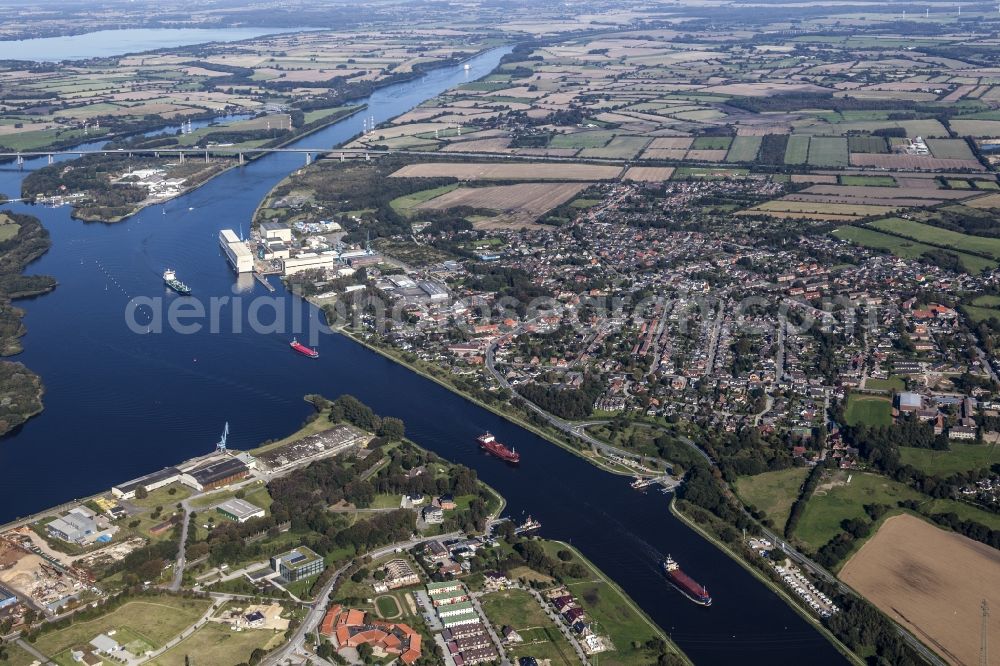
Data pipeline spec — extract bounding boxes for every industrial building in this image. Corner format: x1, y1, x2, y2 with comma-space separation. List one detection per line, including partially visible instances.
0, 585, 17, 610
270, 546, 325, 582
281, 251, 337, 276
47, 507, 98, 543
219, 229, 254, 273
112, 466, 182, 499
215, 498, 265, 523
260, 221, 293, 243
180, 457, 249, 491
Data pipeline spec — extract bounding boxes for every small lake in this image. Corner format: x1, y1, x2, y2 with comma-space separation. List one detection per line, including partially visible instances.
0, 27, 316, 61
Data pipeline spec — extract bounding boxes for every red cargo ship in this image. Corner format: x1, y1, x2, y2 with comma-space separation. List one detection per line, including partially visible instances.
290, 338, 319, 358
477, 432, 520, 463
662, 556, 712, 606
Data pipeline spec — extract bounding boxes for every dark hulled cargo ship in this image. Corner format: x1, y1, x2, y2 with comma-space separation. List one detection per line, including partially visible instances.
662, 556, 712, 606
477, 432, 520, 463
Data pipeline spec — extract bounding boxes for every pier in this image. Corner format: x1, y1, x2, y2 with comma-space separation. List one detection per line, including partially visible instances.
254, 272, 276, 292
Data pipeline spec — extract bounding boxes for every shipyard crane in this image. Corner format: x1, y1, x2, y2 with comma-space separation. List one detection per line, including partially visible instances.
217, 421, 229, 453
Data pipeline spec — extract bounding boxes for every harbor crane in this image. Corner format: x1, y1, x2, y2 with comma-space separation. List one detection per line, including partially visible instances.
217, 421, 229, 453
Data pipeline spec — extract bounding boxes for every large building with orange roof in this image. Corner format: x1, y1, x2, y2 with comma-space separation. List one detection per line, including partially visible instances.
319, 606, 421, 665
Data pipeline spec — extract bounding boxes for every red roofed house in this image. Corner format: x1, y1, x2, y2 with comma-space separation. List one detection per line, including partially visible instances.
319, 606, 421, 664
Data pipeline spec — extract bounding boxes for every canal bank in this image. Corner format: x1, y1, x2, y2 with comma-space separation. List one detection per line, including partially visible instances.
0, 48, 848, 665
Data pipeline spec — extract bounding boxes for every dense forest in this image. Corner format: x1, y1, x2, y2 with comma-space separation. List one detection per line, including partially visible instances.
0, 211, 55, 435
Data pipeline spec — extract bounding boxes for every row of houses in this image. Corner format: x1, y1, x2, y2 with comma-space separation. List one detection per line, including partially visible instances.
426, 581, 498, 665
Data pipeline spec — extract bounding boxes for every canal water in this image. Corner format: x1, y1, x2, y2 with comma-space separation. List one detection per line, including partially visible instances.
0, 48, 846, 664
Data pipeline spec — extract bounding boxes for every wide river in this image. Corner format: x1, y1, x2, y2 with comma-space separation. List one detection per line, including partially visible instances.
0, 27, 313, 61
0, 48, 845, 664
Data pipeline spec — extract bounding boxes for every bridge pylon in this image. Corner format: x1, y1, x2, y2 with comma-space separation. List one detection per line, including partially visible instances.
47, 154, 53, 165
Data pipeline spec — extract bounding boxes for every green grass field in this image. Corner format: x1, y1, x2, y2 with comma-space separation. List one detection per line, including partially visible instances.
538, 542, 673, 665
725, 136, 762, 162
146, 621, 281, 666
832, 225, 996, 274
962, 304, 1000, 323
549, 130, 617, 149
735, 467, 810, 531
924, 498, 1000, 530
974, 180, 1000, 190
795, 471, 923, 550
899, 442, 998, 476
844, 394, 892, 427
34, 597, 213, 658
673, 166, 748, 179
481, 589, 576, 666
807, 136, 849, 167
868, 217, 1000, 260
388, 184, 459, 215
926, 138, 976, 160
783, 135, 810, 164
579, 135, 649, 159
839, 175, 896, 187
692, 136, 732, 150
865, 376, 905, 392
846, 135, 888, 153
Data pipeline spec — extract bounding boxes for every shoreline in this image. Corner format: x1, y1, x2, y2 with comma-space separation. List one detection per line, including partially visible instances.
42, 104, 368, 225
329, 323, 634, 477
669, 497, 864, 666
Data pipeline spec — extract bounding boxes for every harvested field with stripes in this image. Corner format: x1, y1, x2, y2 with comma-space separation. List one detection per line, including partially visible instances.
390, 162, 622, 181
415, 182, 589, 227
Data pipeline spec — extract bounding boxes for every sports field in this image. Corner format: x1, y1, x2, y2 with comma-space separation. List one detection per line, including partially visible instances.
839, 514, 1000, 666
844, 394, 892, 426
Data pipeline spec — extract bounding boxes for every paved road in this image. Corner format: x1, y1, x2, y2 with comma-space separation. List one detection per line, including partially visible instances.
16, 639, 54, 665
168, 502, 192, 592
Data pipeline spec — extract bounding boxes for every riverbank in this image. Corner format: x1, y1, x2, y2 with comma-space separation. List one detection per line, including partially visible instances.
551, 539, 694, 666
33, 106, 368, 225
329, 323, 635, 477
670, 497, 863, 666
0, 211, 57, 436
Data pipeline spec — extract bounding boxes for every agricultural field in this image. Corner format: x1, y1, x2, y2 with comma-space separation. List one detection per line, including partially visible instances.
784, 136, 811, 165
831, 226, 996, 274
0, 29, 496, 152
725, 136, 762, 162
622, 166, 675, 182
389, 162, 622, 181
868, 217, 1000, 260
839, 175, 896, 187
414, 182, 590, 227
839, 515, 1000, 666
807, 137, 849, 167
735, 467, 810, 531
